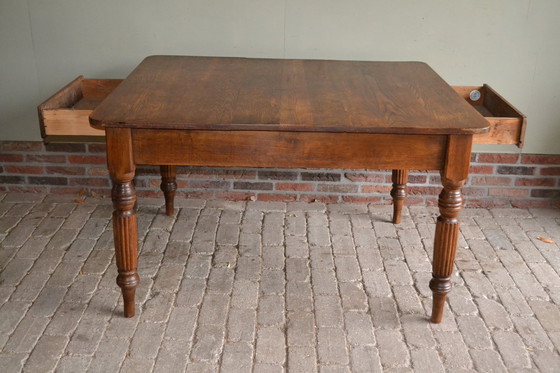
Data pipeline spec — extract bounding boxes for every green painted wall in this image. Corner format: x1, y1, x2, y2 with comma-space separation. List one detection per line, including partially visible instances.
1, 0, 558, 154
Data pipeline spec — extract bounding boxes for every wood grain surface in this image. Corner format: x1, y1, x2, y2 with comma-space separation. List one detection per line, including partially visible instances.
90, 56, 489, 135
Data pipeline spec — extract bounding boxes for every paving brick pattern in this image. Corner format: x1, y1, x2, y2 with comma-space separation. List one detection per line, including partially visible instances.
0, 192, 559, 372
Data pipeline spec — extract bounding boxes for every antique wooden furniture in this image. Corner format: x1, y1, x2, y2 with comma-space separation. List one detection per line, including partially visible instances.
39, 56, 526, 324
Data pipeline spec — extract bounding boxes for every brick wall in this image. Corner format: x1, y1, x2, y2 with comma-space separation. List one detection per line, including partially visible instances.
1, 141, 559, 208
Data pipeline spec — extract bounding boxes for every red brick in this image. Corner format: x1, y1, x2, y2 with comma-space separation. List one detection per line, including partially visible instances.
180, 168, 256, 180
429, 175, 441, 185
233, 181, 273, 191
88, 168, 110, 176
299, 194, 339, 203
360, 185, 391, 194
344, 173, 385, 183
496, 166, 535, 175
46, 143, 86, 153
317, 184, 358, 193
1, 142, 42, 152
407, 186, 442, 196
46, 166, 85, 176
28, 176, 68, 186
147, 179, 188, 189
136, 166, 160, 176
258, 171, 298, 180
477, 153, 519, 164
68, 155, 106, 165
275, 183, 315, 192
301, 172, 341, 182
342, 196, 382, 204
4, 166, 44, 175
471, 176, 512, 186
521, 154, 560, 165
488, 188, 529, 197
216, 170, 257, 180
215, 192, 256, 201
515, 177, 556, 187
0, 154, 24, 162
188, 180, 229, 189
408, 174, 428, 184
87, 144, 107, 153
469, 165, 494, 174
540, 167, 560, 176
26, 154, 66, 163
0, 175, 25, 184
530, 189, 560, 199
257, 193, 297, 202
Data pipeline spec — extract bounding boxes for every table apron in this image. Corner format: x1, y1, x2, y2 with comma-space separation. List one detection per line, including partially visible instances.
130, 129, 448, 170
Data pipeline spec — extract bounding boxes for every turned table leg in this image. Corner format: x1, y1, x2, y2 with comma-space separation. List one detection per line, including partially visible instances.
391, 169, 408, 224
160, 165, 177, 216
107, 128, 140, 318
429, 135, 471, 323
112, 179, 140, 317
429, 177, 463, 323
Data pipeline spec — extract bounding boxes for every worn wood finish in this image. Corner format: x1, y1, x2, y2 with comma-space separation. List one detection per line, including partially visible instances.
132, 130, 447, 170
91, 56, 488, 322
391, 170, 409, 224
91, 56, 489, 135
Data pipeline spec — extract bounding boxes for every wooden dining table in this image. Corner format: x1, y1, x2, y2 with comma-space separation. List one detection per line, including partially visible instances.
89, 55, 489, 323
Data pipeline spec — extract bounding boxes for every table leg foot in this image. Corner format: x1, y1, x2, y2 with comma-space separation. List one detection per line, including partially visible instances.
391, 169, 408, 224
117, 271, 140, 318
160, 165, 177, 216
429, 178, 462, 323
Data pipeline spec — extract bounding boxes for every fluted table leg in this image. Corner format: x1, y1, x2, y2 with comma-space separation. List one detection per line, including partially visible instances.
106, 128, 139, 318
429, 178, 462, 323
160, 165, 177, 216
112, 180, 140, 317
391, 169, 408, 224
429, 135, 472, 323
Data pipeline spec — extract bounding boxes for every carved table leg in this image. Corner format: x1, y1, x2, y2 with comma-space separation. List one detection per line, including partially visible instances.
107, 128, 139, 318
429, 135, 472, 323
112, 180, 140, 317
429, 178, 463, 323
391, 169, 408, 224
160, 165, 177, 216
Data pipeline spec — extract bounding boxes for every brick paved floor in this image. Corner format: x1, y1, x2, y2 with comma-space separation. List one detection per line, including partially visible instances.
0, 192, 559, 372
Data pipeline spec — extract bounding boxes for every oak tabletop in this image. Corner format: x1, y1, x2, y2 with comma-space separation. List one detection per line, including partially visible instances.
90, 55, 488, 135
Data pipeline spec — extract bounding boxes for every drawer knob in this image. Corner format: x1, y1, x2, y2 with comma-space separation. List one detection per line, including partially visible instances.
469, 89, 481, 102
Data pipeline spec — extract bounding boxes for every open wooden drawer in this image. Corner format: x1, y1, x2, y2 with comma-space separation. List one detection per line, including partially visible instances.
37, 76, 122, 142
452, 85, 527, 148
38, 78, 526, 148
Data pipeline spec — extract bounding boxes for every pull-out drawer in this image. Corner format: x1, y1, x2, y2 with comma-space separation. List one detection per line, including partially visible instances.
38, 78, 526, 148
452, 85, 527, 148
37, 76, 122, 141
